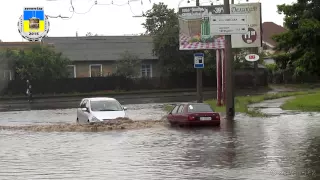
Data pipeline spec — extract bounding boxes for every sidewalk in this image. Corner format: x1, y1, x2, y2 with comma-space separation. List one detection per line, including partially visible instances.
0, 88, 217, 102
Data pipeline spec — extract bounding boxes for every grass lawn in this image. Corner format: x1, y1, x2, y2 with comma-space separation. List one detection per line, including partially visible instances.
281, 92, 320, 112
164, 91, 315, 117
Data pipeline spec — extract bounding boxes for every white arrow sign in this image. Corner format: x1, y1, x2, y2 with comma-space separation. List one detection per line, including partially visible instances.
211, 15, 248, 25
211, 25, 248, 35
245, 54, 260, 62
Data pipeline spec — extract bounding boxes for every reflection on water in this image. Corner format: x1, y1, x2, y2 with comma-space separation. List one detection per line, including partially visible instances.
0, 99, 320, 180
0, 112, 319, 179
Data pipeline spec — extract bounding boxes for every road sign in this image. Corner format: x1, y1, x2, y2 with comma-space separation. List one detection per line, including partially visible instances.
245, 54, 259, 62
211, 14, 247, 25
194, 53, 204, 68
210, 24, 248, 35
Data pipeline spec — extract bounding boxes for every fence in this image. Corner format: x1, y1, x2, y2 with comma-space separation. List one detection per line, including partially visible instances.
268, 70, 320, 84
1, 70, 268, 95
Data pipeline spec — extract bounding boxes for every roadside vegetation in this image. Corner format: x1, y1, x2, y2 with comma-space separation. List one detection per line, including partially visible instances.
164, 91, 316, 117
281, 91, 320, 112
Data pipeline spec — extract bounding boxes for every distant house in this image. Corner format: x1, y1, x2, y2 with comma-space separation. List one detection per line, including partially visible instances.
0, 42, 42, 80
42, 36, 158, 78
260, 22, 287, 64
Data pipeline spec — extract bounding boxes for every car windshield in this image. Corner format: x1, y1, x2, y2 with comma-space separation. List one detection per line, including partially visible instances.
90, 100, 123, 111
187, 104, 214, 112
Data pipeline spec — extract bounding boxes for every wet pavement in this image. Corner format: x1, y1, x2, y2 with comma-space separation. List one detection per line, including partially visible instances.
0, 98, 319, 179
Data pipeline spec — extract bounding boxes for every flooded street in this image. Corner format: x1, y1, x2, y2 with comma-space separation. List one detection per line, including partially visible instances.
0, 100, 319, 179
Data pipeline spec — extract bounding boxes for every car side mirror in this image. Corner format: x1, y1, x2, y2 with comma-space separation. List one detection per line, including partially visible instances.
168, 112, 172, 115
123, 106, 127, 110
81, 107, 89, 112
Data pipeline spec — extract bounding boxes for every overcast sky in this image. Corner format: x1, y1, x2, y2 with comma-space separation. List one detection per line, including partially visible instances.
0, 0, 296, 42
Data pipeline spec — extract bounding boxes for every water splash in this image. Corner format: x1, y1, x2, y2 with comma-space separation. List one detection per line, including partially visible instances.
0, 118, 169, 132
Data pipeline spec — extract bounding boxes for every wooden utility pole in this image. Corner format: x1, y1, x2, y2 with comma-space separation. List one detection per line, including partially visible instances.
196, 0, 203, 103
224, 0, 235, 120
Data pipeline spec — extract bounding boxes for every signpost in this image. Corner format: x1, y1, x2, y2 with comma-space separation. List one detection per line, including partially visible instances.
211, 14, 248, 25
245, 54, 259, 62
194, 52, 204, 103
210, 14, 248, 35
210, 25, 248, 35
194, 53, 204, 68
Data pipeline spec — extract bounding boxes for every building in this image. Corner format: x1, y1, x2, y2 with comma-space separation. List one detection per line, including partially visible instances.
42, 36, 159, 78
260, 22, 287, 64
261, 22, 287, 54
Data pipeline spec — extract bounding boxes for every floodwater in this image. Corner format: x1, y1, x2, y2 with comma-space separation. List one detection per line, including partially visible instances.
0, 100, 319, 179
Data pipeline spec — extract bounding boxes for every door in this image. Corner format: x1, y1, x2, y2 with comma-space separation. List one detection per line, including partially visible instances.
167, 105, 179, 123
176, 105, 186, 123
78, 99, 87, 123
84, 100, 91, 122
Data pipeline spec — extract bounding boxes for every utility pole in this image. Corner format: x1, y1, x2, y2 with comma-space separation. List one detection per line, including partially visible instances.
253, 48, 259, 90
224, 0, 235, 120
196, 0, 203, 103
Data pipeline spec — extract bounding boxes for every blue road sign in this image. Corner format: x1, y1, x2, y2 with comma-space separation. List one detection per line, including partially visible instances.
194, 53, 204, 68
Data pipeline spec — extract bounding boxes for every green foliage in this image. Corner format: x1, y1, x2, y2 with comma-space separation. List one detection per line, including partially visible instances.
0, 49, 17, 69
142, 3, 195, 74
11, 45, 71, 80
281, 91, 320, 111
115, 51, 141, 77
265, 63, 278, 73
273, 0, 320, 76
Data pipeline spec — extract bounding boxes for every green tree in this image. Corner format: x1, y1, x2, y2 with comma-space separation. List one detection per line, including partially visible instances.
115, 51, 141, 77
13, 45, 71, 80
273, 0, 320, 76
142, 2, 194, 74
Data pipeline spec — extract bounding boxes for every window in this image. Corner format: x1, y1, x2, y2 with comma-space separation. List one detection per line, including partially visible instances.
80, 99, 87, 108
171, 105, 180, 114
141, 64, 152, 78
187, 104, 213, 113
67, 65, 76, 78
3, 70, 12, 80
177, 105, 184, 114
90, 100, 123, 111
89, 64, 102, 77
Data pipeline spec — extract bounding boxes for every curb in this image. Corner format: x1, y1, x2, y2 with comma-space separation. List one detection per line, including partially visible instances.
0, 89, 217, 101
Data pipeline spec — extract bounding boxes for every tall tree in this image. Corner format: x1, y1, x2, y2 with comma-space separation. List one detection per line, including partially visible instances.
13, 45, 71, 80
273, 0, 320, 76
142, 3, 195, 74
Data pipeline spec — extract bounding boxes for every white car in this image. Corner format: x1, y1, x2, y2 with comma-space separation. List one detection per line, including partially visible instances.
76, 97, 128, 123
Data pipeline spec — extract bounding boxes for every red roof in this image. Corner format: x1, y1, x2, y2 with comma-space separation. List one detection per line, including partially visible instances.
262, 22, 287, 47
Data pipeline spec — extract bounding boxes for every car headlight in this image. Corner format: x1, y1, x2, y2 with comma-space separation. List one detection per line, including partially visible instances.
91, 116, 100, 122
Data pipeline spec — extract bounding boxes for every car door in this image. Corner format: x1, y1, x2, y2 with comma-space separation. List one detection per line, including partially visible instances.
167, 105, 179, 123
83, 100, 91, 122
78, 99, 87, 123
176, 105, 186, 123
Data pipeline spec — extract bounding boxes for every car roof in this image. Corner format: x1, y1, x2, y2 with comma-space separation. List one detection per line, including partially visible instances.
176, 103, 208, 106
83, 97, 117, 101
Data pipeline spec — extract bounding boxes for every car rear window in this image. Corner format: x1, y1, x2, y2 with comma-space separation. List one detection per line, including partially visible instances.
187, 104, 213, 112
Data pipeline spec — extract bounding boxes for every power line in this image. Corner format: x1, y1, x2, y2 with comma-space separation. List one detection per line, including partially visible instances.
46, 0, 149, 20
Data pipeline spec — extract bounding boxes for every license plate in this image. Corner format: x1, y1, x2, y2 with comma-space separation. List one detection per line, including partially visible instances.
200, 117, 211, 121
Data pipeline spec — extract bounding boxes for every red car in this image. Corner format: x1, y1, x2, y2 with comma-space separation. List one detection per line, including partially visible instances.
167, 103, 220, 127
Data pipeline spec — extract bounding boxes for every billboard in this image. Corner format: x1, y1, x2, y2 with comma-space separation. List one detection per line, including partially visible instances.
178, 3, 262, 50
17, 7, 50, 41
